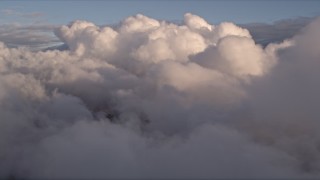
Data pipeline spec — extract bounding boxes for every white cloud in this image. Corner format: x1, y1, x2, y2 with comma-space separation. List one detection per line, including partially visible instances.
0, 13, 320, 179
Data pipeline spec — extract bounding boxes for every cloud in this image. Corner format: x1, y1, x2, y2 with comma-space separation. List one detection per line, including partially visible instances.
22, 12, 44, 19
0, 8, 51, 49
191, 36, 268, 78
1, 9, 18, 16
243, 18, 320, 173
0, 13, 320, 179
1, 8, 44, 19
241, 17, 314, 46
0, 23, 60, 49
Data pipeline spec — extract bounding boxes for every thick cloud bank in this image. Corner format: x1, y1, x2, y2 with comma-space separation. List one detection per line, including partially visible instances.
0, 13, 320, 178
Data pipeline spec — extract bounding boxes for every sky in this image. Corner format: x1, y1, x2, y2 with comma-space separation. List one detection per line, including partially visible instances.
1, 0, 320, 25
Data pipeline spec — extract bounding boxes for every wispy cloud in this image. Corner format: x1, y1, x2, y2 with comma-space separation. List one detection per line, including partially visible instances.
0, 23, 61, 49
1, 8, 44, 19
240, 17, 314, 46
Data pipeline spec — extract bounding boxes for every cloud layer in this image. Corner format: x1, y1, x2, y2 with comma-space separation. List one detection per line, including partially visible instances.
0, 13, 320, 178
0, 23, 60, 49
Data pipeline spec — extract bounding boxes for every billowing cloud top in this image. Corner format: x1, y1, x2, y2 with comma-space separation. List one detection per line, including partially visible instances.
0, 13, 320, 179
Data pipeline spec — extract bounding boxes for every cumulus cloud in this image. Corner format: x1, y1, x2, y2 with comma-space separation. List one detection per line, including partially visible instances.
0, 13, 320, 179
191, 36, 268, 78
